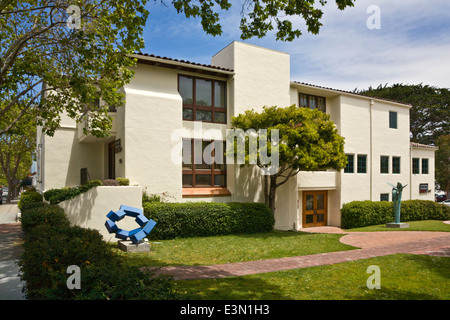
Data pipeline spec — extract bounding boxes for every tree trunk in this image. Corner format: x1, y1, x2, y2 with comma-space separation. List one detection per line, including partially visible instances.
268, 176, 277, 216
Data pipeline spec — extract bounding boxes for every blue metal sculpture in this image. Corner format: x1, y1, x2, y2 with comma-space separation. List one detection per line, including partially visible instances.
105, 204, 156, 244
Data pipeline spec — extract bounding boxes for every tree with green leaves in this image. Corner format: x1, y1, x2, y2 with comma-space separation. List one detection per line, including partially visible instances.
0, 104, 36, 202
231, 105, 347, 214
1, 0, 356, 137
357, 84, 450, 145
435, 135, 450, 196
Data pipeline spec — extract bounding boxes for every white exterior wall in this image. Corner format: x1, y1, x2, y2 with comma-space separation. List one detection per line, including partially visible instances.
124, 64, 183, 200
212, 41, 296, 230
410, 147, 436, 200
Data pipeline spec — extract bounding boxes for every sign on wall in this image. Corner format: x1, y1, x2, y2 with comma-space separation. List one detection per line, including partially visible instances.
419, 183, 429, 193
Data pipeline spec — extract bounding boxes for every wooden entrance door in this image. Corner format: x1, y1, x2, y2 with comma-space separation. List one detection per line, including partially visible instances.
108, 142, 115, 179
302, 191, 327, 227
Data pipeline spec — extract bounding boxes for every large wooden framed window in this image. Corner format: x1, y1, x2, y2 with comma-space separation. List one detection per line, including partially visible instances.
299, 93, 326, 112
182, 139, 226, 188
179, 75, 227, 124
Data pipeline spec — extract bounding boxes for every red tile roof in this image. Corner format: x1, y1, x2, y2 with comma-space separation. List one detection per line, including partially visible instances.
132, 52, 234, 73
410, 142, 438, 149
292, 81, 412, 107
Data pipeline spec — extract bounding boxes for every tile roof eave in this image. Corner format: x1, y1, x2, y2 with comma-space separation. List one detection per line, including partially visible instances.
291, 81, 412, 108
129, 52, 234, 74
410, 142, 439, 150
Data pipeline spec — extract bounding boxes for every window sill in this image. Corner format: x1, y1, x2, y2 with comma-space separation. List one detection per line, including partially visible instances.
182, 187, 231, 198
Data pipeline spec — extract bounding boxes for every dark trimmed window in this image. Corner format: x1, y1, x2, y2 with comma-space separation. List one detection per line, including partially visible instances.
182, 139, 226, 187
299, 93, 326, 112
179, 75, 227, 123
422, 158, 429, 174
380, 156, 389, 174
380, 193, 389, 202
412, 158, 420, 174
357, 155, 367, 173
392, 156, 401, 174
344, 154, 354, 173
389, 111, 397, 129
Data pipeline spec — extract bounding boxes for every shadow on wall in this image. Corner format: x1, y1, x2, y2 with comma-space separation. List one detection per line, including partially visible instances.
58, 186, 143, 242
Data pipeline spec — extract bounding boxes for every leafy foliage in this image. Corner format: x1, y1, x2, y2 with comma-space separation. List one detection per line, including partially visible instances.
143, 202, 275, 240
17, 190, 43, 210
18, 203, 179, 300
231, 105, 346, 213
435, 135, 450, 194
341, 200, 450, 229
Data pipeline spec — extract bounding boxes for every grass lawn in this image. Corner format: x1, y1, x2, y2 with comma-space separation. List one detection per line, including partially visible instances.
344, 220, 450, 232
114, 231, 355, 267
174, 254, 450, 300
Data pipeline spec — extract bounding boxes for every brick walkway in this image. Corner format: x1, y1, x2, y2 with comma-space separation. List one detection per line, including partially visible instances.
146, 224, 450, 280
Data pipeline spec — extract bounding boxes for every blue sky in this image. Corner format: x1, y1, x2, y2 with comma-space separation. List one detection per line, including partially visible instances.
141, 0, 450, 91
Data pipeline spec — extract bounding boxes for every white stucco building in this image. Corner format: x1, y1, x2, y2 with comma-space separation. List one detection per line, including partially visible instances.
36, 41, 437, 230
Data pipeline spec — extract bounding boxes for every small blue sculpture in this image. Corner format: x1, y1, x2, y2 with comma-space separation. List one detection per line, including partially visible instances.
105, 205, 156, 244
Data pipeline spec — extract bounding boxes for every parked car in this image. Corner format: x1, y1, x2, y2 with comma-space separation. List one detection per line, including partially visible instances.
442, 199, 450, 207
436, 194, 447, 202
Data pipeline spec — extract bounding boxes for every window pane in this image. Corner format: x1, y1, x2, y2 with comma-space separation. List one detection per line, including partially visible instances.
214, 111, 226, 123
380, 193, 389, 202
306, 194, 314, 210
179, 76, 193, 104
182, 174, 193, 186
380, 156, 389, 174
393, 157, 401, 174
213, 141, 225, 168
317, 97, 326, 112
317, 194, 324, 210
299, 94, 308, 108
422, 158, 429, 174
195, 174, 212, 186
344, 154, 354, 173
412, 158, 420, 174
214, 174, 226, 187
308, 96, 316, 109
182, 139, 192, 168
183, 108, 193, 120
389, 111, 397, 129
195, 110, 212, 122
357, 155, 367, 173
195, 79, 212, 106
214, 82, 226, 108
194, 140, 212, 169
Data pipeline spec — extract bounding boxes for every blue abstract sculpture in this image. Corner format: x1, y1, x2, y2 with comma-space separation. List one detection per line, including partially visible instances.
105, 205, 156, 244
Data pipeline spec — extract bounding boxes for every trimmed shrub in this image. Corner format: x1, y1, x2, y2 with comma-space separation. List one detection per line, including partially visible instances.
341, 199, 450, 229
20, 203, 70, 235
143, 202, 275, 240
18, 190, 43, 210
115, 177, 130, 186
102, 179, 119, 186
18, 204, 179, 300
43, 180, 102, 204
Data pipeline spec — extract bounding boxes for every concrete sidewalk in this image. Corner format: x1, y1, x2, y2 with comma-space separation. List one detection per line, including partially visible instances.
0, 201, 25, 300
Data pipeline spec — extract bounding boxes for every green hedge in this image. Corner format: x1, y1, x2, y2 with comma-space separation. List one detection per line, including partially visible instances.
18, 190, 43, 210
18, 204, 179, 300
43, 180, 102, 204
143, 202, 275, 240
341, 200, 450, 229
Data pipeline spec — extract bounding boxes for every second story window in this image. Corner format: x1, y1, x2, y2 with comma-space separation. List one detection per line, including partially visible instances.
299, 93, 326, 113
389, 111, 397, 129
179, 75, 227, 124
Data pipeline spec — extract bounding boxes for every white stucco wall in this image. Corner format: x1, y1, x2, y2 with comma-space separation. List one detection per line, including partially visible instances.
58, 186, 143, 242
410, 147, 436, 200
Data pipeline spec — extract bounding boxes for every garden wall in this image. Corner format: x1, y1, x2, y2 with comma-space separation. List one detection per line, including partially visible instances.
58, 186, 142, 242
